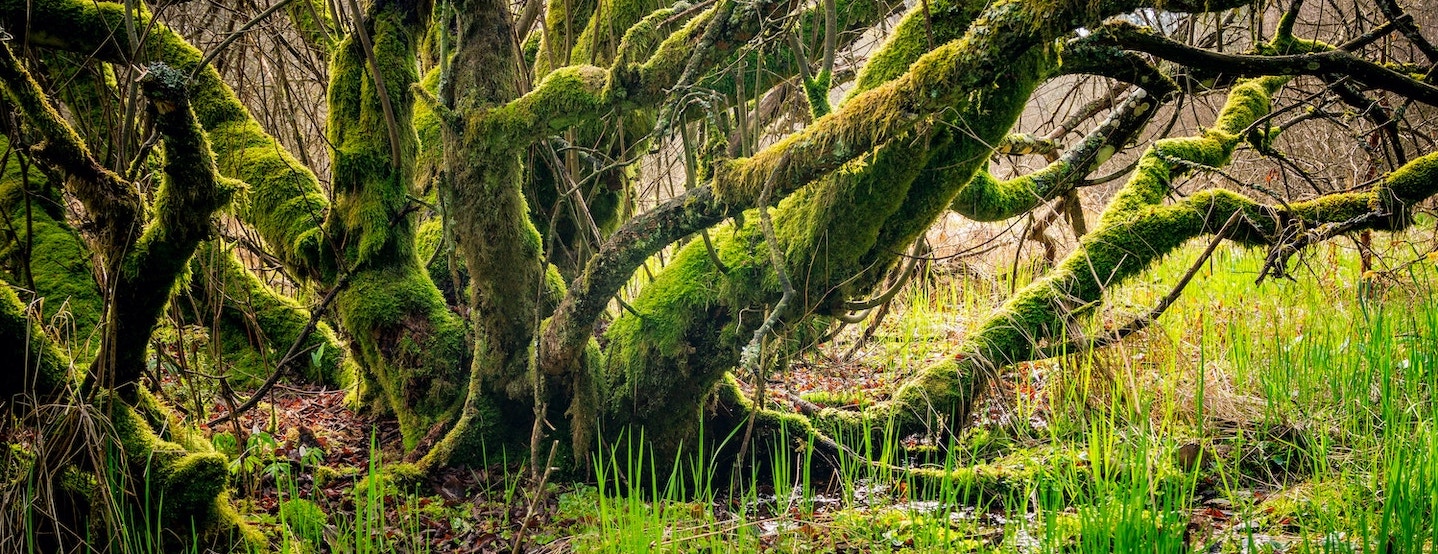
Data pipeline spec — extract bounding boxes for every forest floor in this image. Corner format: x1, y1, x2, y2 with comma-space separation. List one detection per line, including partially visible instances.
210, 221, 1438, 553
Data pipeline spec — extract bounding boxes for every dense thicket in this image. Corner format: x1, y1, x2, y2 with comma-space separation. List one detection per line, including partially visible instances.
1, 0, 1436, 549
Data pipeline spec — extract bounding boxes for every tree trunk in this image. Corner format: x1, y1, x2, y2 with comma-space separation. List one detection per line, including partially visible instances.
321, 0, 472, 449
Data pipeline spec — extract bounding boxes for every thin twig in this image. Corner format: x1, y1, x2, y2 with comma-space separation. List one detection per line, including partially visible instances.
511, 440, 559, 554
191, 0, 300, 80
732, 152, 794, 469
207, 273, 350, 426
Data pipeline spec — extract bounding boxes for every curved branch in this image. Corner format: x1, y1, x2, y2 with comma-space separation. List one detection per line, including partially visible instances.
1097, 21, 1438, 106
0, 283, 72, 400
951, 84, 1170, 221
539, 185, 731, 373
814, 76, 1293, 440
487, 0, 903, 148
538, 0, 1252, 377
0, 42, 142, 264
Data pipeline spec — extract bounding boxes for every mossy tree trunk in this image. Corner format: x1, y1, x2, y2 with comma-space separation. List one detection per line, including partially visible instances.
179, 242, 348, 387
0, 141, 105, 346
418, 0, 553, 467
591, 0, 1176, 463
4, 0, 1436, 508
0, 0, 473, 452
0, 43, 260, 548
320, 0, 472, 450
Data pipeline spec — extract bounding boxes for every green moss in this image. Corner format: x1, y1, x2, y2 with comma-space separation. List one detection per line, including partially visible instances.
802, 70, 833, 118
1, 442, 34, 485
415, 216, 468, 308
312, 464, 359, 487
0, 142, 104, 342
2, 0, 330, 279
951, 164, 1074, 222
602, 0, 1062, 462
94, 62, 238, 388
334, 262, 470, 449
61, 0, 335, 278
487, 66, 608, 140
1382, 151, 1438, 204
402, 0, 568, 468
1104, 77, 1288, 219
281, 498, 329, 540
182, 242, 346, 387
109, 397, 228, 528
325, 6, 423, 268
534, 0, 601, 76
820, 79, 1294, 441
846, 0, 987, 98
286, 0, 338, 54
0, 283, 71, 398
1256, 481, 1358, 528
207, 118, 331, 277
110, 390, 268, 550
568, 0, 667, 68
313, 1, 480, 454
799, 389, 870, 408
414, 66, 445, 192
599, 70, 1035, 443
41, 51, 122, 167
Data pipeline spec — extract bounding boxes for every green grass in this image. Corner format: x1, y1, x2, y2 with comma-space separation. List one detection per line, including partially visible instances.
12, 232, 1438, 553
539, 231, 1438, 552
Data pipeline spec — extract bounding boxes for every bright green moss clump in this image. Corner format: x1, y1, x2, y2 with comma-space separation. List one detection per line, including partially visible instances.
110, 399, 226, 528
847, 0, 987, 97
0, 283, 71, 398
0, 147, 103, 343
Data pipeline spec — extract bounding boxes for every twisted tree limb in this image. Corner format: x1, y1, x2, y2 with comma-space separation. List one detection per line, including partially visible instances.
1097, 21, 1438, 106
812, 76, 1294, 440
538, 0, 1249, 378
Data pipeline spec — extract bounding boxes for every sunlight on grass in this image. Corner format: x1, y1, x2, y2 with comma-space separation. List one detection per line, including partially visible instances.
32, 232, 1438, 553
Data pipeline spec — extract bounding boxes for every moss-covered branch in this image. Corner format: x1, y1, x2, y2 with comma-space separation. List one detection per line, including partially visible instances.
100, 63, 238, 392
951, 84, 1171, 221
0, 143, 103, 343
0, 42, 142, 265
0, 47, 209, 392
0, 0, 334, 279
1096, 20, 1438, 106
538, 0, 1182, 380
181, 242, 346, 387
0, 283, 70, 399
592, 0, 1098, 460
707, 0, 1255, 209
0, 0, 473, 457
479, 0, 901, 149
2, 296, 255, 550
813, 77, 1292, 439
